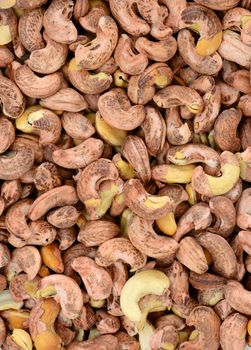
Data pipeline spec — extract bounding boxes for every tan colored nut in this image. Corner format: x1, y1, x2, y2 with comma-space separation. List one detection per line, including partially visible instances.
95, 112, 127, 147
1, 179, 22, 208
0, 75, 25, 119
193, 0, 239, 10
40, 243, 64, 273
128, 214, 178, 260
217, 81, 240, 107
57, 227, 75, 251
237, 188, 251, 230
196, 231, 237, 279
1, 309, 29, 330
0, 117, 15, 154
68, 335, 118, 350
236, 147, 251, 182
225, 280, 251, 315
220, 312, 247, 350
79, 0, 110, 33
198, 287, 224, 306
115, 331, 139, 350
78, 220, 119, 247
214, 299, 233, 321
0, 243, 10, 269
34, 162, 61, 193
166, 107, 192, 146
0, 46, 14, 67
98, 88, 145, 131
13, 134, 43, 163
61, 111, 95, 139
72, 304, 95, 331
26, 33, 68, 74
71, 256, 112, 300
47, 206, 79, 229
95, 237, 147, 272
167, 260, 189, 305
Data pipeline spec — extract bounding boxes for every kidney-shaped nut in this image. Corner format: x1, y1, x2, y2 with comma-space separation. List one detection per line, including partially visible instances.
43, 0, 77, 44
18, 8, 44, 52
179, 306, 220, 350
6, 246, 41, 281
220, 312, 248, 350
124, 179, 175, 220
61, 112, 94, 139
52, 138, 103, 169
40, 89, 86, 113
177, 29, 223, 75
13, 64, 63, 99
28, 220, 57, 246
68, 58, 112, 95
127, 63, 173, 105
37, 274, 83, 319
225, 280, 251, 315
114, 34, 148, 76
29, 185, 78, 221
26, 33, 68, 75
71, 256, 112, 300
237, 188, 251, 230
16, 107, 62, 145
98, 88, 145, 131
0, 75, 25, 119
167, 144, 221, 176
196, 231, 237, 279
223, 7, 251, 45
179, 5, 222, 56
191, 151, 240, 197
120, 270, 170, 323
34, 162, 61, 193
79, 0, 109, 33
75, 16, 118, 70
95, 237, 147, 272
47, 206, 80, 229
208, 196, 236, 237
109, 0, 150, 36
153, 85, 204, 114
0, 8, 17, 45
78, 220, 119, 247
177, 236, 208, 274
5, 199, 33, 240
128, 214, 179, 260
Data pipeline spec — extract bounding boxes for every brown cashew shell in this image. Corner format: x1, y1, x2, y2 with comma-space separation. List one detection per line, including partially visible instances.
29, 185, 78, 221
225, 280, 251, 315
71, 256, 112, 300
61, 112, 95, 139
220, 312, 248, 350
78, 220, 120, 247
0, 117, 15, 154
122, 136, 151, 183
47, 205, 80, 228
128, 214, 179, 260
95, 237, 147, 272
196, 231, 237, 278
0, 75, 25, 119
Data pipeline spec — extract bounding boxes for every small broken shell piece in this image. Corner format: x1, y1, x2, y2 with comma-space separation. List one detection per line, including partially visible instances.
128, 214, 179, 260
71, 256, 112, 300
0, 75, 25, 119
124, 179, 175, 220
95, 237, 147, 272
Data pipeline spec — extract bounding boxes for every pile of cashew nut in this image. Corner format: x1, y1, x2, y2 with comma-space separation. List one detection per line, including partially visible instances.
3, 0, 251, 349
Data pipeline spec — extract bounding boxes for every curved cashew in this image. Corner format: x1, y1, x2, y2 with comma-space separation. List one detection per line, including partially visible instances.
173, 202, 212, 241
223, 7, 251, 45
13, 134, 43, 163
43, 0, 77, 44
161, 0, 187, 33
6, 246, 41, 281
98, 88, 145, 131
222, 65, 251, 94
0, 117, 15, 154
167, 144, 221, 176
26, 33, 68, 74
13, 64, 63, 99
5, 199, 33, 240
128, 63, 173, 105
237, 188, 251, 229
18, 8, 44, 52
179, 306, 220, 350
0, 46, 14, 67
177, 29, 222, 75
220, 313, 248, 350
240, 119, 251, 153
114, 34, 148, 75
152, 164, 196, 185
191, 151, 240, 196
214, 108, 241, 152
109, 0, 150, 36
52, 138, 104, 169
40, 89, 87, 113
128, 214, 178, 260
1, 179, 21, 209
34, 162, 61, 193
153, 85, 204, 114
71, 256, 112, 300
79, 0, 110, 33
197, 231, 237, 278
61, 111, 94, 139
29, 298, 62, 350
135, 36, 177, 63
208, 196, 236, 237
68, 335, 118, 350
193, 0, 239, 10
96, 309, 120, 334
167, 260, 189, 305
29, 185, 78, 221
0, 147, 34, 180
0, 75, 25, 119
194, 85, 221, 134
124, 179, 175, 220
95, 237, 147, 271
78, 220, 119, 247
218, 30, 251, 68
37, 274, 83, 319
177, 236, 208, 274
28, 220, 57, 246
179, 5, 222, 56
165, 108, 192, 146
225, 280, 251, 315
217, 81, 240, 107
75, 16, 118, 70
120, 270, 169, 323
16, 107, 62, 145
47, 206, 80, 228
68, 58, 112, 95
122, 136, 150, 183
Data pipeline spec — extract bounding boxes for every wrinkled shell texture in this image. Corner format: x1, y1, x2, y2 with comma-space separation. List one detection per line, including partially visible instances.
1, 0, 251, 349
